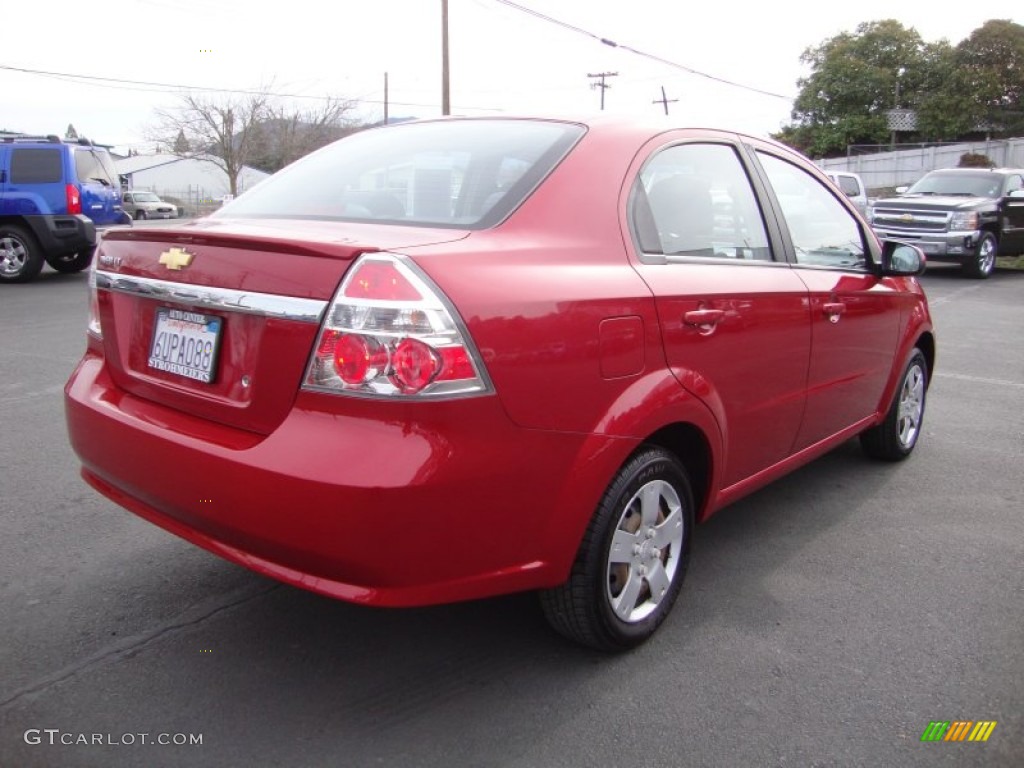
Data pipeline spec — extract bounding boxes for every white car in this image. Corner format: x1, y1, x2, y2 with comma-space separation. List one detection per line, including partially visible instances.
122, 190, 178, 220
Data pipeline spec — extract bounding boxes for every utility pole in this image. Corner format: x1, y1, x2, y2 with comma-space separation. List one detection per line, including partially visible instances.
441, 0, 450, 115
588, 72, 618, 111
652, 86, 678, 116
384, 72, 389, 125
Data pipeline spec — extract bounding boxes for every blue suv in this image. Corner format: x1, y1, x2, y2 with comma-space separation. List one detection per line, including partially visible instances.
0, 135, 129, 282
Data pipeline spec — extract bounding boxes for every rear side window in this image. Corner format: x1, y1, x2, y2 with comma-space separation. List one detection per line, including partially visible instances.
631, 142, 772, 261
217, 119, 585, 229
836, 175, 861, 197
10, 149, 63, 184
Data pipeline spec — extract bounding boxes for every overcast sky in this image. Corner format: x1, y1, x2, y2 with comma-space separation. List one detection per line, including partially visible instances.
1, 0, 1019, 154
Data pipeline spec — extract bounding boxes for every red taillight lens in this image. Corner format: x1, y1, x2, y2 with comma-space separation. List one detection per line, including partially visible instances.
391, 338, 441, 393
333, 333, 389, 385
342, 260, 423, 301
66, 184, 82, 214
303, 253, 491, 398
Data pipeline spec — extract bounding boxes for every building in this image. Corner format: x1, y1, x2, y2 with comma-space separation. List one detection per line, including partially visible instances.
115, 154, 270, 215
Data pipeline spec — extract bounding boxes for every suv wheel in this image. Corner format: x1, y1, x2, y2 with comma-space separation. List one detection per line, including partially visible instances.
963, 232, 997, 279
46, 249, 94, 274
0, 225, 44, 283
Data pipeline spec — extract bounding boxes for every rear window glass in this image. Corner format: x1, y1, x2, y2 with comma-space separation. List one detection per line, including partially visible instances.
74, 149, 119, 187
10, 149, 63, 184
216, 119, 586, 229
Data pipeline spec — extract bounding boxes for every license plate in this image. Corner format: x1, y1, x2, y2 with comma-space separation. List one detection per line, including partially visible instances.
917, 242, 939, 254
148, 308, 222, 383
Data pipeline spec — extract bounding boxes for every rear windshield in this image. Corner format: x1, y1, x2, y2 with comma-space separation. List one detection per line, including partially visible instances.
216, 119, 585, 229
906, 172, 1005, 198
74, 148, 119, 188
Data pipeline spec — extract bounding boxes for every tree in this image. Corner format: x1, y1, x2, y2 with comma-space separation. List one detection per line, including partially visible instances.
775, 20, 928, 157
150, 92, 272, 196
775, 19, 1024, 156
150, 89, 359, 194
249, 97, 358, 173
955, 20, 1024, 136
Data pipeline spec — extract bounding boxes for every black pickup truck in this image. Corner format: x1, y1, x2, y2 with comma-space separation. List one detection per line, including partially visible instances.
869, 167, 1024, 278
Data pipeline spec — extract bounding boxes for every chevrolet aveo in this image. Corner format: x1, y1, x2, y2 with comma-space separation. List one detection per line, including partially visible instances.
65, 117, 934, 651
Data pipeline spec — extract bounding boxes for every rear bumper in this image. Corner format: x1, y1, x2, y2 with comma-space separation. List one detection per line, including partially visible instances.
65, 352, 625, 606
23, 214, 96, 258
872, 227, 982, 263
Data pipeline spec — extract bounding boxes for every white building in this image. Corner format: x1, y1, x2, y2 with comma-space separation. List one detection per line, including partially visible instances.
115, 154, 270, 214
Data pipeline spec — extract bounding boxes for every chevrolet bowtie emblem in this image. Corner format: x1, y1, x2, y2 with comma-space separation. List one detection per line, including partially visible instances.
158, 247, 195, 270
899, 213, 914, 222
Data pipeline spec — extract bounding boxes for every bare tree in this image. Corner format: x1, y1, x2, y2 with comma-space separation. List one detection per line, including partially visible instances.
150, 92, 272, 196
150, 90, 360, 193
251, 97, 359, 173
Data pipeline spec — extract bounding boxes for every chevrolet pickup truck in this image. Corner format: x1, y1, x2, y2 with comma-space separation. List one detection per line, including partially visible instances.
869, 167, 1024, 278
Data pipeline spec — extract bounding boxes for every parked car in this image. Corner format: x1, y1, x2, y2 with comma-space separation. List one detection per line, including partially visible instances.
869, 167, 1024, 278
0, 134, 128, 282
65, 117, 934, 651
826, 171, 868, 217
122, 190, 178, 220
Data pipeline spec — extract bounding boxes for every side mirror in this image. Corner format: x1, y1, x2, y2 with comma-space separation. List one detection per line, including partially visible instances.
879, 240, 925, 276
895, 185, 909, 195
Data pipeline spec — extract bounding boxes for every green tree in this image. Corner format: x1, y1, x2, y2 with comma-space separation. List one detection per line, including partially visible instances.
775, 20, 928, 157
956, 20, 1024, 136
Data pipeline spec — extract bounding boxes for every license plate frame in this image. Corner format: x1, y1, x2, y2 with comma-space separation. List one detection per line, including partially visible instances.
148, 308, 223, 384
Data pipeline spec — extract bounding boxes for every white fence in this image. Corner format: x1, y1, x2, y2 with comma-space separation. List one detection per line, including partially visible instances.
817, 138, 1024, 191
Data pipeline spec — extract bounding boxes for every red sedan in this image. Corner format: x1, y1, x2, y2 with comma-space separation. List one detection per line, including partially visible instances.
65, 117, 933, 651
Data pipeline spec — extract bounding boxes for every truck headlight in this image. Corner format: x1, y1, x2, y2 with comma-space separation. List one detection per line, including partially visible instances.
950, 211, 979, 230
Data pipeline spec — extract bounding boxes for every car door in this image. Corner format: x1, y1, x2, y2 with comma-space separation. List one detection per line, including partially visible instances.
998, 173, 1024, 254
627, 136, 811, 488
750, 144, 901, 450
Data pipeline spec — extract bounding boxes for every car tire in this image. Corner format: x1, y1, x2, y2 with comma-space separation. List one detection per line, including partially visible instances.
135, 210, 147, 221
963, 232, 997, 279
46, 249, 94, 274
0, 225, 45, 283
860, 349, 928, 461
540, 446, 694, 651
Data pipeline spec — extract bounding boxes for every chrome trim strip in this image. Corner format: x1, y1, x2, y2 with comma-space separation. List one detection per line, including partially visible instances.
95, 271, 328, 324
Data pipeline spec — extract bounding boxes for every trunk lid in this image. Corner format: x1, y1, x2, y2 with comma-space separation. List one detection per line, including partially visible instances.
93, 218, 469, 434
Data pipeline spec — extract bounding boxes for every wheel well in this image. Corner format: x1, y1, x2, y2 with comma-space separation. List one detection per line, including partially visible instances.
643, 423, 712, 520
916, 332, 936, 386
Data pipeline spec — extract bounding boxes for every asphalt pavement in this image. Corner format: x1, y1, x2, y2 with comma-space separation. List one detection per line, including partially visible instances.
1, 260, 1021, 767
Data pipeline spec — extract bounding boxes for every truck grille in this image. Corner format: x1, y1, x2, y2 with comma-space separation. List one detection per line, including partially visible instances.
872, 207, 950, 233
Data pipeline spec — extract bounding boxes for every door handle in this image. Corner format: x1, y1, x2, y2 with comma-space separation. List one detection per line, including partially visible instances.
684, 309, 725, 325
683, 308, 725, 333
822, 301, 846, 323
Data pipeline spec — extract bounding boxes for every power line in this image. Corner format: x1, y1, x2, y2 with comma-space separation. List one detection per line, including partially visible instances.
0, 63, 500, 112
490, 0, 793, 101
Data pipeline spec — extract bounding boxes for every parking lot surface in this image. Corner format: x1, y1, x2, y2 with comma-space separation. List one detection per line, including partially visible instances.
1, 263, 1021, 767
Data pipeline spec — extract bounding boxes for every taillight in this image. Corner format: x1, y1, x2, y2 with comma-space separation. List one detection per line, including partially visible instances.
87, 246, 102, 339
66, 184, 82, 215
304, 253, 491, 398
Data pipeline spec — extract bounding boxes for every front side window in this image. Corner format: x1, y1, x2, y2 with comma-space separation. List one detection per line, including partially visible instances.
217, 119, 585, 229
11, 149, 63, 184
836, 175, 861, 197
632, 143, 772, 261
758, 152, 867, 270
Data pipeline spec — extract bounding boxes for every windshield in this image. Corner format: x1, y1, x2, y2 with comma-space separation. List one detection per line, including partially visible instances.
132, 192, 161, 202
906, 172, 1004, 198
216, 119, 585, 229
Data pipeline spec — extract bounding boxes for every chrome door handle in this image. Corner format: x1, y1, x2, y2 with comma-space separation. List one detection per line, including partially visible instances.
823, 302, 846, 323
